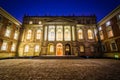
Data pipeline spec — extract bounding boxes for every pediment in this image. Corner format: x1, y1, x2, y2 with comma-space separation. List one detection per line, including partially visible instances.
46, 17, 76, 23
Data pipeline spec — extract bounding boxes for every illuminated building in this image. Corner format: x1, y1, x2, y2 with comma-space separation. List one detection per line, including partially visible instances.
18, 16, 97, 57
0, 7, 21, 58
98, 5, 120, 58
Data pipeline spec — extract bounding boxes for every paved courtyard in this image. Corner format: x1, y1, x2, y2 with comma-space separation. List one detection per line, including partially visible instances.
0, 59, 120, 80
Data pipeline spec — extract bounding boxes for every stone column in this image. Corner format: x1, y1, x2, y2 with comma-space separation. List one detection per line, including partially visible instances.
70, 25, 72, 41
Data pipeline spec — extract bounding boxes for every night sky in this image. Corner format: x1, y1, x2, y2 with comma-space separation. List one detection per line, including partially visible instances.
0, 0, 120, 22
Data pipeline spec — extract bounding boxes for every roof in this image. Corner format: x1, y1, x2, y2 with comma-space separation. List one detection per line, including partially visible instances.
98, 5, 120, 25
0, 7, 22, 26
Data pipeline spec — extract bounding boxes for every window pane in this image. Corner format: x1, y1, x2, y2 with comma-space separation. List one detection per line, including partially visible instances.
5, 27, 11, 37
48, 26, 55, 41
14, 31, 18, 40
50, 45, 54, 52
26, 30, 32, 39
78, 29, 83, 39
80, 46, 84, 52
35, 45, 39, 52
108, 30, 113, 38
88, 29, 93, 39
36, 30, 41, 39
11, 43, 16, 51
1, 41, 7, 50
56, 26, 63, 41
24, 45, 29, 52
64, 26, 71, 41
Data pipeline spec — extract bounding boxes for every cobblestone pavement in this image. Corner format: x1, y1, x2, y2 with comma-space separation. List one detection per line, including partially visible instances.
0, 59, 120, 80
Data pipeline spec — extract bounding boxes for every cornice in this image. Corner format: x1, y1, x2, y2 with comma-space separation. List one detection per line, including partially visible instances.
0, 7, 22, 26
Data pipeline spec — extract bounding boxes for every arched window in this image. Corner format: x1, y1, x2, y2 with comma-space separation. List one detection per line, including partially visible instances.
56, 26, 63, 41
24, 45, 29, 52
50, 45, 54, 53
88, 29, 93, 39
36, 30, 41, 39
26, 30, 32, 40
35, 45, 40, 52
64, 26, 71, 41
78, 29, 83, 39
48, 26, 55, 41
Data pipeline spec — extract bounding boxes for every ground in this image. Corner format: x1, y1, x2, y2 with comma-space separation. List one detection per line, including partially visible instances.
0, 59, 120, 80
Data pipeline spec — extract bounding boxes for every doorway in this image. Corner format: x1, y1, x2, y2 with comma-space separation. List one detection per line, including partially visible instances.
65, 44, 71, 55
56, 43, 63, 56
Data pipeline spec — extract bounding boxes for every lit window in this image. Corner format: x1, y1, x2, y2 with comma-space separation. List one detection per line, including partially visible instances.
38, 21, 42, 24
78, 29, 83, 39
14, 31, 18, 40
35, 45, 40, 52
11, 43, 16, 51
50, 45, 54, 52
56, 26, 63, 41
24, 45, 29, 52
106, 21, 111, 26
48, 26, 55, 41
119, 15, 120, 19
88, 29, 93, 39
26, 30, 32, 40
29, 21, 33, 24
99, 27, 102, 31
5, 27, 11, 37
80, 45, 84, 52
108, 30, 113, 38
100, 31, 104, 40
1, 41, 7, 50
36, 30, 41, 39
64, 26, 71, 41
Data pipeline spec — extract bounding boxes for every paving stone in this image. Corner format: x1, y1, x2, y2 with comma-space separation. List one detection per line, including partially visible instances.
0, 59, 120, 80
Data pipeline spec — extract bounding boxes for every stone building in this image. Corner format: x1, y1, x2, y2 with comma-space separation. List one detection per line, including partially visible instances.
98, 5, 120, 58
18, 16, 97, 57
0, 7, 21, 58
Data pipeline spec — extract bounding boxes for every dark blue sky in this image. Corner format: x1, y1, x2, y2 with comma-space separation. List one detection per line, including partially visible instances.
0, 0, 120, 22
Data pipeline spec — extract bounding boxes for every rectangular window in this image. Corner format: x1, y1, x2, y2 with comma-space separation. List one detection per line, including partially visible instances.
80, 46, 84, 52
11, 43, 16, 51
1, 41, 7, 50
100, 31, 104, 40
35, 45, 40, 52
110, 42, 118, 51
5, 27, 11, 37
106, 21, 111, 26
108, 30, 113, 38
14, 31, 19, 40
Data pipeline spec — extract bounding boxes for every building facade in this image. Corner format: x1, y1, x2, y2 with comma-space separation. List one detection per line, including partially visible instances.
98, 5, 120, 58
0, 7, 21, 58
18, 16, 97, 57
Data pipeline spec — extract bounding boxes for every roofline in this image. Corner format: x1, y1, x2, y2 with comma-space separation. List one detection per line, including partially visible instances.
0, 7, 22, 26
98, 5, 120, 25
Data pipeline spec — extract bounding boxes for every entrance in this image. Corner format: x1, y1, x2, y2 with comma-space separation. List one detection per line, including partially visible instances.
56, 43, 63, 56
65, 44, 71, 55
